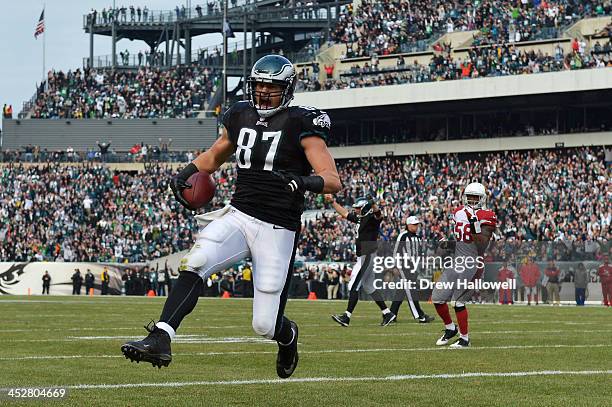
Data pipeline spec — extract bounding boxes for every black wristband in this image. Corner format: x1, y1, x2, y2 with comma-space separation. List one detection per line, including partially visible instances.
177, 163, 199, 181
301, 175, 324, 193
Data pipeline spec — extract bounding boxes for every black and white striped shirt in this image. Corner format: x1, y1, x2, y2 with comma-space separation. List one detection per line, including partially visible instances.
394, 230, 423, 259
394, 230, 423, 278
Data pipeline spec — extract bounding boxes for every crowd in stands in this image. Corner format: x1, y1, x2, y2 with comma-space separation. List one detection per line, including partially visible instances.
2, 146, 610, 264
297, 38, 612, 92
0, 141, 203, 164
301, 146, 611, 260
0, 164, 192, 262
331, 0, 611, 58
29, 65, 218, 119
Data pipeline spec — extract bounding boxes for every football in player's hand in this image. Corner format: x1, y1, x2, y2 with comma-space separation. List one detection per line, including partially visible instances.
182, 171, 216, 210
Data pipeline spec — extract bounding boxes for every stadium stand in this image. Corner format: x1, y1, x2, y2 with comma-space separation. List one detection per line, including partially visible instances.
331, 0, 611, 57
0, 163, 232, 262
2, 146, 609, 263
29, 64, 219, 119
297, 40, 612, 92
8, 2, 608, 128
18, 30, 610, 122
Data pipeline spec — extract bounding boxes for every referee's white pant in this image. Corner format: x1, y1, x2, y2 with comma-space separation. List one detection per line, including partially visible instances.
392, 267, 423, 319
179, 206, 298, 339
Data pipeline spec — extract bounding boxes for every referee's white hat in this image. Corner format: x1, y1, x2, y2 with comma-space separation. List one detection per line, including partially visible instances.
406, 216, 421, 225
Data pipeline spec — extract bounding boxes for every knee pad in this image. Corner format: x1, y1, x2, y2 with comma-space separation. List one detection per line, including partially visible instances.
253, 270, 285, 293
252, 315, 275, 339
179, 244, 207, 272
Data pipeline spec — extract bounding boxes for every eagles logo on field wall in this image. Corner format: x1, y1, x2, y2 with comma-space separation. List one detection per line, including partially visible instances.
313, 113, 331, 129
0, 263, 27, 295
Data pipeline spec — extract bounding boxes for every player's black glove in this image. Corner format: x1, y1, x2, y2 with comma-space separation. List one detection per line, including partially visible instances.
272, 171, 324, 194
170, 163, 198, 209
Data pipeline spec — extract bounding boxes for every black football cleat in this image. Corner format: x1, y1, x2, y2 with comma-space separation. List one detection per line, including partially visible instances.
332, 313, 351, 327
276, 321, 299, 379
381, 312, 397, 326
436, 326, 459, 346
121, 321, 172, 369
418, 314, 435, 323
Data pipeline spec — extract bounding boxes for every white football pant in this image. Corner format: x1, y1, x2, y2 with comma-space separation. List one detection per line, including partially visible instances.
179, 206, 298, 339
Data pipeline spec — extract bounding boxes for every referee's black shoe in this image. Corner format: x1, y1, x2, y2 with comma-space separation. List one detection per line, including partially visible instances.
332, 313, 350, 327
121, 321, 172, 369
276, 321, 299, 379
418, 314, 435, 323
381, 312, 397, 326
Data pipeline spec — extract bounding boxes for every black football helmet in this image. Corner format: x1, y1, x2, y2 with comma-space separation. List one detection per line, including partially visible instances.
247, 55, 296, 118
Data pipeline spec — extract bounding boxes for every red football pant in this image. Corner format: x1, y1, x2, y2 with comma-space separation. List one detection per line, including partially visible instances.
455, 307, 468, 336
434, 303, 453, 325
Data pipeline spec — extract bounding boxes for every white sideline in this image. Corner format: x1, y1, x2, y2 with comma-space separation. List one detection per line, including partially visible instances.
36, 370, 612, 390
2, 343, 611, 361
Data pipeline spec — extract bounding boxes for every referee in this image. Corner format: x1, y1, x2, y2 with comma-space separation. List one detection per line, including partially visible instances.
327, 195, 396, 327
389, 216, 434, 323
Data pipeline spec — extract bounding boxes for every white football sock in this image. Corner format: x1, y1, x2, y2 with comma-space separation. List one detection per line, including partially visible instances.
155, 322, 175, 340
445, 322, 456, 330
344, 311, 352, 318
382, 308, 391, 315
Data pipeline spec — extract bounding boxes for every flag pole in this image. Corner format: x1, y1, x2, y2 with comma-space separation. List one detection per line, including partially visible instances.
222, 0, 227, 110
42, 4, 46, 88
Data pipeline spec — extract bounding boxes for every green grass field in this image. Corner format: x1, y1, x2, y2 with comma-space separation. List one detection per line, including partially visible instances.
1, 296, 611, 406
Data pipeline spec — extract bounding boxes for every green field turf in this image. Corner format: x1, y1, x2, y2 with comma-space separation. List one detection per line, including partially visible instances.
1, 296, 611, 406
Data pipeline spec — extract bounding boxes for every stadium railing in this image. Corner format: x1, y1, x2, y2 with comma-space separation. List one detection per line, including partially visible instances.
84, 1, 343, 28
0, 150, 193, 163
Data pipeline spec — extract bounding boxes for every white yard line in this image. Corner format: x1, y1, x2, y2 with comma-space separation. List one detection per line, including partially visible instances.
0, 320, 604, 333
10, 370, 609, 390
0, 320, 606, 334
2, 343, 611, 361
6, 328, 611, 342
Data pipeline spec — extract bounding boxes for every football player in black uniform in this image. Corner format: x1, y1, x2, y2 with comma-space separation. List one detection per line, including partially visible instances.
328, 195, 397, 327
121, 55, 341, 378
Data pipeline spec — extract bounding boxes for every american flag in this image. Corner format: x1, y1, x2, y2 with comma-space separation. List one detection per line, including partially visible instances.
34, 9, 45, 38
